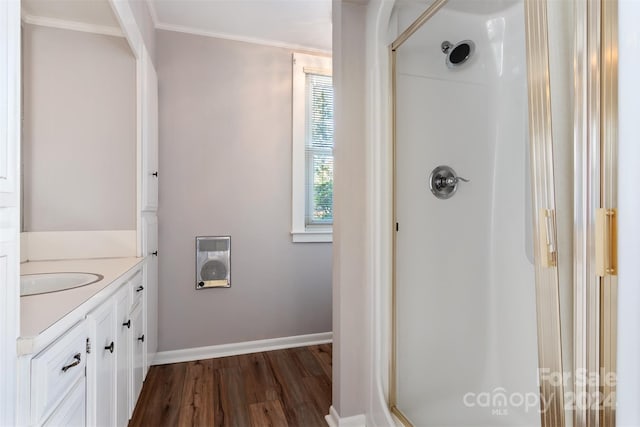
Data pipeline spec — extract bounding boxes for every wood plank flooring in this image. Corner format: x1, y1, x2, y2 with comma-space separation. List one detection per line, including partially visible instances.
129, 344, 332, 427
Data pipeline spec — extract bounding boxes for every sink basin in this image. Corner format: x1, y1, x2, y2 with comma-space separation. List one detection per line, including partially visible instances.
21, 272, 104, 297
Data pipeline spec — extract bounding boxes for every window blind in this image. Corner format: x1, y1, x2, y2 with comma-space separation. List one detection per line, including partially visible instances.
305, 73, 334, 225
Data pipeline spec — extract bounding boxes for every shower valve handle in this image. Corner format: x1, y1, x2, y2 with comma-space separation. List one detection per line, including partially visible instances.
436, 175, 470, 189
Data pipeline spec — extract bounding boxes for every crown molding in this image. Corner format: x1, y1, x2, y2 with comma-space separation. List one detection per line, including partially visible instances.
155, 22, 331, 55
22, 13, 124, 37
145, 0, 159, 27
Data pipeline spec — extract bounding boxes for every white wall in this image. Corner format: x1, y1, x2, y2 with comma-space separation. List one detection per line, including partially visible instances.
155, 29, 332, 352
331, 0, 368, 419
22, 24, 136, 232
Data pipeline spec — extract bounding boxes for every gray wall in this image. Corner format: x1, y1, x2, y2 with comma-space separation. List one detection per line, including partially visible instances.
23, 24, 136, 231
156, 30, 332, 352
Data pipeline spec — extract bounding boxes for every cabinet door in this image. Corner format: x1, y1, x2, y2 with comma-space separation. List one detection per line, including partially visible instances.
87, 300, 116, 427
141, 213, 157, 373
141, 49, 158, 212
42, 378, 86, 427
144, 255, 157, 375
141, 213, 157, 257
130, 304, 145, 409
114, 285, 131, 427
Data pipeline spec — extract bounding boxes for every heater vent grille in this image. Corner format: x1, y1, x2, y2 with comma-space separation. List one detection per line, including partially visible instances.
196, 236, 231, 289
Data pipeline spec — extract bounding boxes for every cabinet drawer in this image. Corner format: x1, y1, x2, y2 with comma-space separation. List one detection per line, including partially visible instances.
31, 320, 88, 423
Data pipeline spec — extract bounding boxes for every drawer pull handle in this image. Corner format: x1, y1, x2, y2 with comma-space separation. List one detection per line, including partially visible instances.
61, 353, 82, 372
123, 320, 131, 329
105, 342, 115, 354
136, 286, 144, 293
138, 335, 145, 343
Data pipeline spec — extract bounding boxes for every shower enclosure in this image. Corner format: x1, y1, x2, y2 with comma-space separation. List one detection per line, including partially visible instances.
390, 0, 568, 425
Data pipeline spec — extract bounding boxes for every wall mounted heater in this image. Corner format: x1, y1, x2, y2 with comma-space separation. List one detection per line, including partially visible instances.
196, 236, 231, 289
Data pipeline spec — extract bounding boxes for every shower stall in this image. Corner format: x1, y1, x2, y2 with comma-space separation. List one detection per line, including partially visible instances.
389, 0, 571, 425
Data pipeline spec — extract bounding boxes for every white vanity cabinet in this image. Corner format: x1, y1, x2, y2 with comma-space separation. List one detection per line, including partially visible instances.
20, 264, 155, 427
29, 320, 89, 426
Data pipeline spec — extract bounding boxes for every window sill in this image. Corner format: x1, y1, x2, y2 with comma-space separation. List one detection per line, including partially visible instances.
291, 229, 333, 243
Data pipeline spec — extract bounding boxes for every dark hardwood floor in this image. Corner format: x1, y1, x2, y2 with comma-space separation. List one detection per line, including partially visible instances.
129, 344, 332, 427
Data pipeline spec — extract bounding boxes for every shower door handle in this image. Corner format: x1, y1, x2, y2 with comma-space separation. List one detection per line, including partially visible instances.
538, 208, 557, 268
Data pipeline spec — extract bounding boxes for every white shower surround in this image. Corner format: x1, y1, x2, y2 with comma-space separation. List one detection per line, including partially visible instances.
393, 0, 540, 425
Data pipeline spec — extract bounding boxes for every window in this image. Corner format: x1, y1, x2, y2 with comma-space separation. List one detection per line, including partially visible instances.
291, 53, 333, 243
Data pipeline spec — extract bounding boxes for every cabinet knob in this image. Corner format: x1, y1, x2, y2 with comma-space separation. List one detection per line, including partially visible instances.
152, 251, 158, 256
123, 320, 131, 329
152, 171, 158, 177
136, 285, 144, 293
61, 353, 82, 372
138, 335, 145, 343
105, 342, 115, 354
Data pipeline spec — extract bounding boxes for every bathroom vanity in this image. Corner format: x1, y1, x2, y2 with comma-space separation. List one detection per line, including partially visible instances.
17, 258, 151, 426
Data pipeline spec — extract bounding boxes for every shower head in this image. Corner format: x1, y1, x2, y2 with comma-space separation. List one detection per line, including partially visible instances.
441, 40, 475, 68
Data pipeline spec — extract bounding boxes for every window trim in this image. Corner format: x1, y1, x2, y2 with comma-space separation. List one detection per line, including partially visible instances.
291, 52, 333, 243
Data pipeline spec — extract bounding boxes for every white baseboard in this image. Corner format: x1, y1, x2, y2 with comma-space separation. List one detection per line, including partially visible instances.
325, 406, 367, 427
153, 332, 332, 365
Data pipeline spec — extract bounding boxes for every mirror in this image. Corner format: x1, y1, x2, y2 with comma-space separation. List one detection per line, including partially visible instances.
21, 0, 136, 233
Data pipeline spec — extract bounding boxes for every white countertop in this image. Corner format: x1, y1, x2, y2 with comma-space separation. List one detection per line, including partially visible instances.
19, 257, 144, 354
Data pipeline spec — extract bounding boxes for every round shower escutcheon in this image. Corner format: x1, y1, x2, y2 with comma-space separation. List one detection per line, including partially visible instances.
428, 165, 470, 199
441, 40, 475, 69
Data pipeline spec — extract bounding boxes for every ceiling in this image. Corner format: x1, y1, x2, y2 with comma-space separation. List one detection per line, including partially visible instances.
22, 0, 120, 28
149, 0, 332, 53
21, 0, 332, 53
